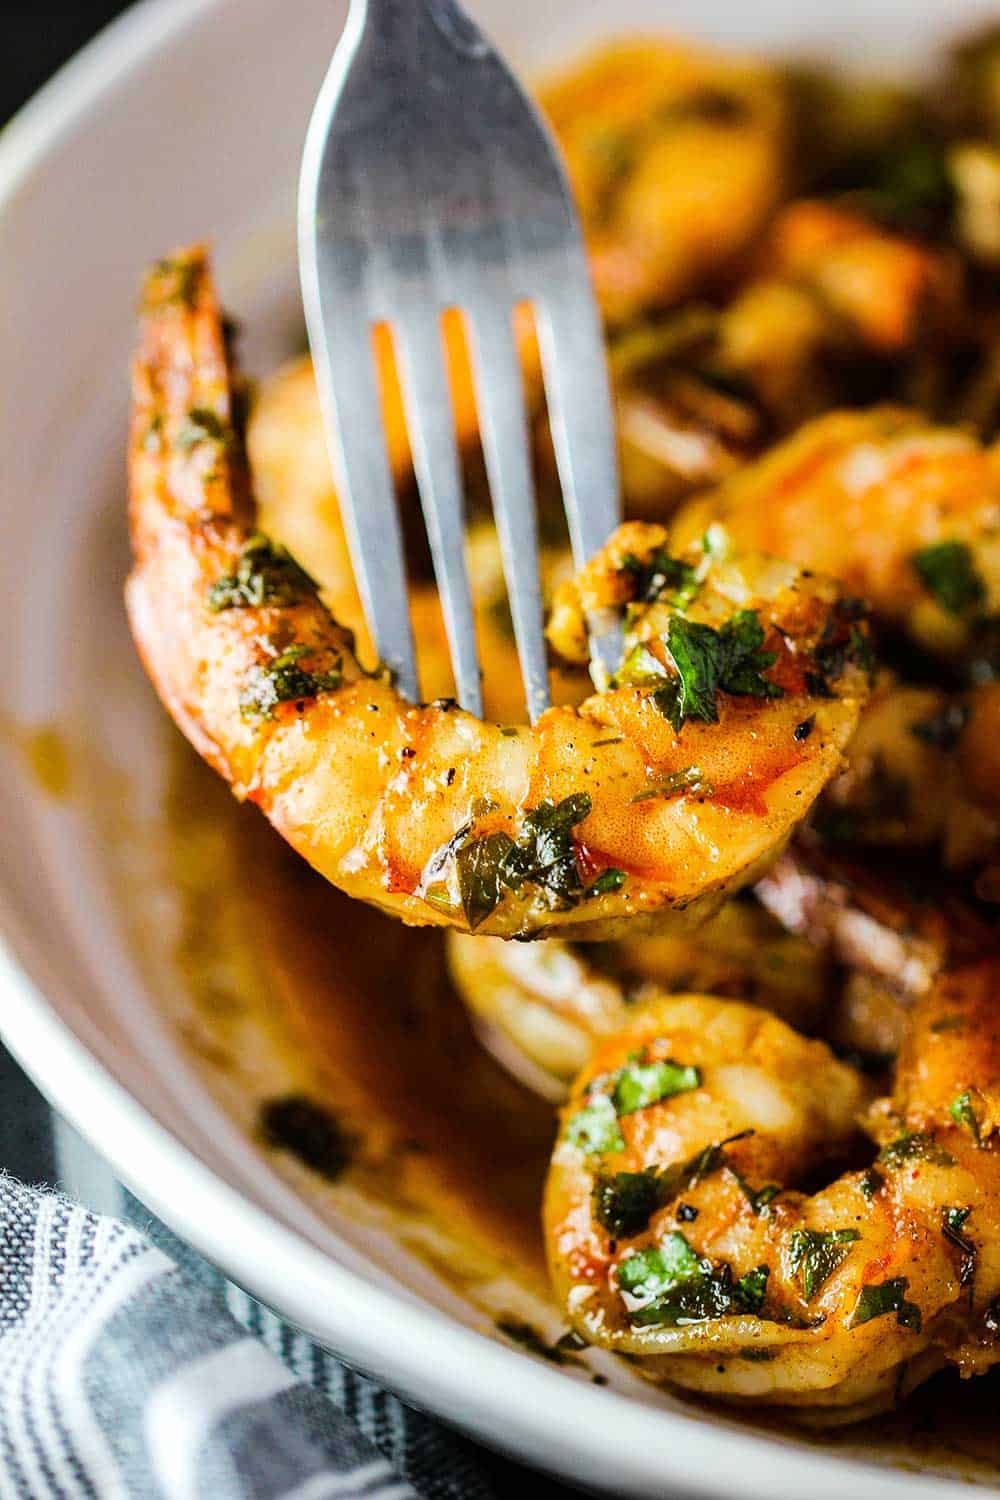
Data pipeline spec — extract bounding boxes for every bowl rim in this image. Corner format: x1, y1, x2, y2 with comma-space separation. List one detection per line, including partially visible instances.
0, 4, 980, 1496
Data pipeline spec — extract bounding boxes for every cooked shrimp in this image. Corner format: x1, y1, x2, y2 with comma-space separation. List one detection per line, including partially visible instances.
544, 958, 1000, 1420
760, 200, 961, 354
671, 407, 1000, 657
813, 677, 1000, 877
539, 40, 787, 325
126, 249, 868, 938
446, 902, 831, 1095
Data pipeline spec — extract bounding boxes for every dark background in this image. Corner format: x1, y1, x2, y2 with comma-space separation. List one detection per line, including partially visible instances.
4, 2, 133, 122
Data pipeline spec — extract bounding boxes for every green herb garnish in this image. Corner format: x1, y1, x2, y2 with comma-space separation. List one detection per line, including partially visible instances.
737, 1180, 780, 1217
788, 1228, 860, 1300
950, 1090, 982, 1144
593, 1168, 663, 1238
618, 1234, 701, 1297
859, 1168, 885, 1200
592, 1132, 755, 1239
240, 645, 343, 720
621, 550, 701, 608
566, 1096, 625, 1156
453, 793, 594, 929
943, 1206, 977, 1288
588, 867, 628, 897
631, 766, 708, 802
850, 1277, 922, 1332
258, 1095, 355, 1181
455, 831, 515, 931
612, 1059, 701, 1115
652, 610, 782, 733
804, 599, 875, 698
658, 1132, 754, 1202
912, 542, 986, 617
209, 533, 320, 612
619, 1235, 769, 1327
177, 406, 230, 452
878, 1132, 956, 1169
733, 1265, 770, 1316
494, 1320, 584, 1365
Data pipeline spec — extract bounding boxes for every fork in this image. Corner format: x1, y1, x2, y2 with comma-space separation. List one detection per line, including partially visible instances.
298, 0, 621, 723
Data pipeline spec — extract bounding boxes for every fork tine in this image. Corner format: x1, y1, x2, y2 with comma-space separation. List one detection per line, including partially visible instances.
534, 258, 624, 687
304, 293, 419, 702
392, 308, 484, 718
464, 303, 550, 723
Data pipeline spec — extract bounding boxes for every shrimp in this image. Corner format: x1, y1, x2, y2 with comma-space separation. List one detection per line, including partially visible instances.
544, 958, 1000, 1421
671, 407, 1000, 659
126, 249, 870, 939
811, 676, 1000, 879
446, 903, 832, 1096
539, 40, 787, 326
759, 200, 960, 354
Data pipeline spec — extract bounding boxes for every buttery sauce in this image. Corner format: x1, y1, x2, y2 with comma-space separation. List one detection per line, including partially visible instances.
156, 737, 556, 1306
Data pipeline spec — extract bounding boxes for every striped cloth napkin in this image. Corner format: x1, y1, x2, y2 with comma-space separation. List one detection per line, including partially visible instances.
0, 1053, 576, 1500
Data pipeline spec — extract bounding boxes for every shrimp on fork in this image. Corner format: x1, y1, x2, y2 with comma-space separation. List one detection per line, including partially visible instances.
126, 247, 870, 939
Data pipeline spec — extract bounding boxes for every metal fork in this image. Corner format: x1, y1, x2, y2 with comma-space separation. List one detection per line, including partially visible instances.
298, 0, 621, 722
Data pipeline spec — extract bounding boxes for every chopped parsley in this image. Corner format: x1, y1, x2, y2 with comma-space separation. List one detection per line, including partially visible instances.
618, 1234, 700, 1297
453, 793, 597, 929
618, 1235, 769, 1327
258, 1095, 355, 1181
734, 1265, 770, 1316
566, 1096, 625, 1156
651, 610, 782, 734
240, 645, 342, 720
208, 533, 320, 612
737, 1180, 780, 1217
801, 597, 874, 699
788, 1228, 860, 1300
612, 1059, 701, 1115
859, 1167, 885, 1200
177, 406, 230, 452
943, 1206, 977, 1288
911, 542, 986, 617
494, 1320, 583, 1366
455, 831, 515, 931
593, 1168, 663, 1238
877, 1132, 956, 1169
949, 1089, 982, 1144
588, 867, 628, 897
631, 766, 709, 802
850, 1277, 922, 1333
591, 1132, 753, 1236
658, 1132, 754, 1201
621, 550, 701, 608
567, 1057, 700, 1156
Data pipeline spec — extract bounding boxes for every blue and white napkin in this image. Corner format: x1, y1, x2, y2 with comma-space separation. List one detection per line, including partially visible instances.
0, 1050, 573, 1500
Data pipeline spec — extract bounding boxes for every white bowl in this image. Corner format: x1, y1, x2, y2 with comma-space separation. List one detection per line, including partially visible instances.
1, 2, 998, 1496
